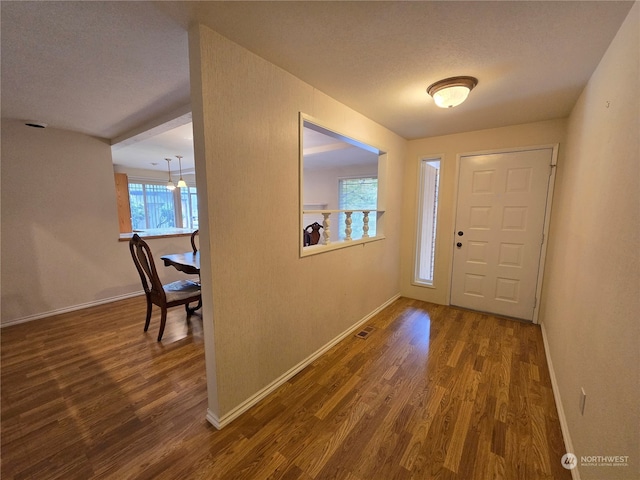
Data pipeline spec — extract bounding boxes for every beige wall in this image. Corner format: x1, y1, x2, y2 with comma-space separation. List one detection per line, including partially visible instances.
400, 118, 567, 305
189, 24, 406, 419
1, 120, 195, 325
539, 3, 639, 479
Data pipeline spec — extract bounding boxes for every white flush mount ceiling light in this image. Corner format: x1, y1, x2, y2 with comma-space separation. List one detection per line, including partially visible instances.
427, 76, 478, 108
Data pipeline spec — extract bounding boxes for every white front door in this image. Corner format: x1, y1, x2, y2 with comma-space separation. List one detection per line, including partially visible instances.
450, 148, 553, 321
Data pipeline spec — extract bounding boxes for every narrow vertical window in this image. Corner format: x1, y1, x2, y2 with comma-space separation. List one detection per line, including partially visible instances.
180, 186, 199, 229
414, 158, 440, 286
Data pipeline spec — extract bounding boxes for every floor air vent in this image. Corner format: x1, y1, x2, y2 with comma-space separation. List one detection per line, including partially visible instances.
355, 326, 375, 339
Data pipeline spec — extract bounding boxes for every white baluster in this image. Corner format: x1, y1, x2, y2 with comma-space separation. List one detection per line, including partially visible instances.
322, 212, 331, 245
344, 211, 353, 241
362, 211, 370, 238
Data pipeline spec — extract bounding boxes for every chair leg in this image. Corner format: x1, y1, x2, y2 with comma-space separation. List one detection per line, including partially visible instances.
186, 299, 202, 315
144, 297, 152, 332
157, 307, 167, 341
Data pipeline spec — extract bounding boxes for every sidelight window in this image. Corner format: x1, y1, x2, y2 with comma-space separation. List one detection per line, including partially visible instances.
414, 158, 441, 286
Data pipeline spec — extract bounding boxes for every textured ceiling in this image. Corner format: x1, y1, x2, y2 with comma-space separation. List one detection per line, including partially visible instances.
163, 0, 633, 140
1, 1, 634, 170
1, 1, 190, 140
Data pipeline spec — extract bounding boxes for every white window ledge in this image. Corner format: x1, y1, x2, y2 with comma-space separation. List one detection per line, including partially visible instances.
301, 235, 385, 257
119, 228, 195, 242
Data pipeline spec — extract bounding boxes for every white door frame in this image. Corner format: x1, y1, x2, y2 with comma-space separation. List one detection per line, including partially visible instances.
448, 144, 559, 324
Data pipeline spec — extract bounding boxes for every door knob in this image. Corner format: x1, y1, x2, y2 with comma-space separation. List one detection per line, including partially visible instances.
456, 242, 462, 248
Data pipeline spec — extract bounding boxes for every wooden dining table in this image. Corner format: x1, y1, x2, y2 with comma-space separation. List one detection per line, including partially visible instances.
160, 251, 200, 275
161, 251, 202, 312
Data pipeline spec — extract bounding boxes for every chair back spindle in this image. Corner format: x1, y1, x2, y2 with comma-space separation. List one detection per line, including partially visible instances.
130, 235, 165, 300
191, 229, 199, 253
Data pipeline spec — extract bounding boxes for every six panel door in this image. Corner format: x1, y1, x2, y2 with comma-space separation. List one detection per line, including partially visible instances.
450, 148, 553, 320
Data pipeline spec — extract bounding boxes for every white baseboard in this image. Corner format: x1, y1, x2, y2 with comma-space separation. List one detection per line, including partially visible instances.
540, 322, 581, 480
206, 408, 222, 429
0, 291, 144, 328
208, 292, 402, 430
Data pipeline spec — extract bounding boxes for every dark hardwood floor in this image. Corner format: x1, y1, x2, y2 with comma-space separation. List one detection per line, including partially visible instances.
1, 296, 571, 479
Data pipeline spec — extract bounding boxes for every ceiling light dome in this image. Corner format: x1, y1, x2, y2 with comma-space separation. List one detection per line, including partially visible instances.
427, 76, 478, 108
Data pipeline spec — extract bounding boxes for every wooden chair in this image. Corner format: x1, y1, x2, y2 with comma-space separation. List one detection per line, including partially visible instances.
303, 222, 323, 246
190, 229, 199, 253
129, 234, 201, 341
189, 229, 202, 294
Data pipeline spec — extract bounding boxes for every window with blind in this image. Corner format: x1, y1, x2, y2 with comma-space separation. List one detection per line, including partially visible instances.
414, 158, 441, 286
338, 177, 378, 239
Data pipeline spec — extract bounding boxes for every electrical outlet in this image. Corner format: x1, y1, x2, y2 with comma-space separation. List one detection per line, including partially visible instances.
580, 388, 587, 415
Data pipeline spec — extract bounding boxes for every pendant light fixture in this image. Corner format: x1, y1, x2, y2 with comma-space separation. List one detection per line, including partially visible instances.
176, 155, 187, 188
165, 158, 176, 191
427, 76, 478, 108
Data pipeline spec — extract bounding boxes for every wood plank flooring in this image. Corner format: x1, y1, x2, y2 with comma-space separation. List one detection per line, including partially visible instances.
1, 296, 571, 479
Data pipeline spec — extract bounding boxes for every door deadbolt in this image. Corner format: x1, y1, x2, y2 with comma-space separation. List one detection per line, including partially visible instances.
457, 231, 464, 236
